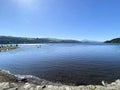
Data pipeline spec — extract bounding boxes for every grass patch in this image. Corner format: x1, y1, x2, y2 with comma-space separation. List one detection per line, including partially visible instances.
0, 45, 18, 51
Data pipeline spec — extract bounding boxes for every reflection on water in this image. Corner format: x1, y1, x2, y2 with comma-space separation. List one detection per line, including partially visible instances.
0, 43, 120, 85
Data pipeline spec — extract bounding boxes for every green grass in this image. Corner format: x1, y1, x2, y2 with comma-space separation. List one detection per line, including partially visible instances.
0, 46, 17, 51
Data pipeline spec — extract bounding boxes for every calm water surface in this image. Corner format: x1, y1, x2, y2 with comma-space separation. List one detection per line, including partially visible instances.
0, 43, 120, 85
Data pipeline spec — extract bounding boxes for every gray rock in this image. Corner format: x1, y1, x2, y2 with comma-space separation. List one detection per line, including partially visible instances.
1, 70, 120, 90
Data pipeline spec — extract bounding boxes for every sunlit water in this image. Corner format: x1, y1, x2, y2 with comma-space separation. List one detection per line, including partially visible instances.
0, 43, 120, 85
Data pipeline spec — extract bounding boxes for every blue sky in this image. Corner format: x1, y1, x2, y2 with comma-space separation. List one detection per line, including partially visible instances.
0, 0, 120, 41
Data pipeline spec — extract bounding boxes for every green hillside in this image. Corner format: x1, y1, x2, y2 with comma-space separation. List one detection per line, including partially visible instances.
0, 36, 81, 44
105, 38, 120, 43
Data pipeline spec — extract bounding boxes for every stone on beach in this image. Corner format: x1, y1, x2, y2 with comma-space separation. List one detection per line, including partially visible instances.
1, 70, 120, 90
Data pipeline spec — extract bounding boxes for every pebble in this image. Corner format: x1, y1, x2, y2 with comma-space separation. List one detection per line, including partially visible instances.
0, 81, 120, 90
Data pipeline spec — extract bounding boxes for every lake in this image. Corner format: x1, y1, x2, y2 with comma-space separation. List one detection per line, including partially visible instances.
0, 43, 120, 85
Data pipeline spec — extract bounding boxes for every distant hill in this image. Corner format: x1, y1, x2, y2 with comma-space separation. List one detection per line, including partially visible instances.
0, 36, 81, 44
105, 38, 120, 43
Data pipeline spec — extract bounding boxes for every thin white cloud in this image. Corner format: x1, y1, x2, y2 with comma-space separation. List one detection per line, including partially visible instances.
12, 0, 39, 8
16, 0, 35, 6
12, 0, 39, 12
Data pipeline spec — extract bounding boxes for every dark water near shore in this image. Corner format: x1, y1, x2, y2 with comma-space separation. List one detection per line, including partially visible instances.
1, 43, 120, 85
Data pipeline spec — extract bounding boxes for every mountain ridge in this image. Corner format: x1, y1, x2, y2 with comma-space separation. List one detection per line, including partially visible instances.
105, 37, 120, 43
0, 36, 81, 44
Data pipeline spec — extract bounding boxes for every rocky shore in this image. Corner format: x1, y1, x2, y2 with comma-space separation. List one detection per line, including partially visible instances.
0, 70, 120, 90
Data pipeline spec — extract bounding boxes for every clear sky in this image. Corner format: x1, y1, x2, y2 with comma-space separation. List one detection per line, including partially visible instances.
0, 0, 120, 41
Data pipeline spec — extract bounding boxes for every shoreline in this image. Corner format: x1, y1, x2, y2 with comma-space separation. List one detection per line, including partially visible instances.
0, 45, 18, 52
0, 69, 120, 90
